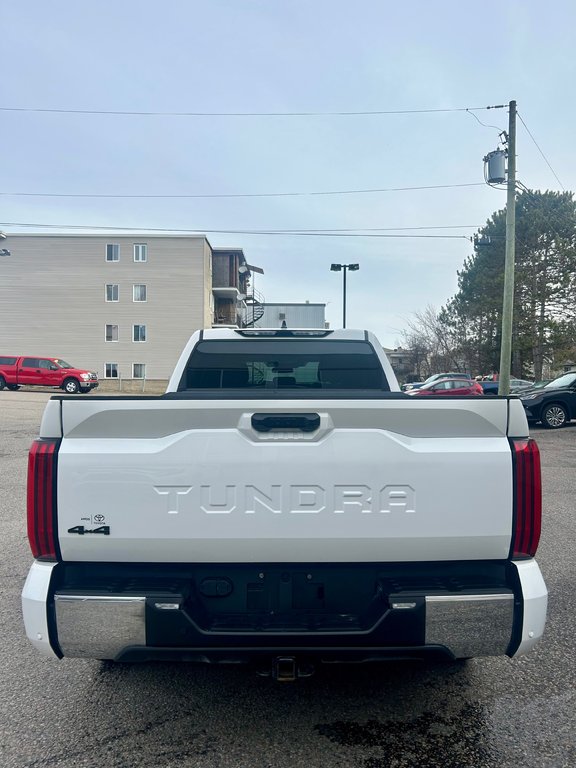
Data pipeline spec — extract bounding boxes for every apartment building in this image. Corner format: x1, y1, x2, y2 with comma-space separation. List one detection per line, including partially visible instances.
0, 234, 257, 381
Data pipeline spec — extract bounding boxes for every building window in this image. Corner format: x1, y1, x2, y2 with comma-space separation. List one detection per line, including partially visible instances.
106, 284, 119, 302
134, 243, 147, 262
133, 363, 146, 379
133, 324, 146, 342
105, 324, 119, 342
133, 284, 147, 302
105, 363, 119, 378
106, 244, 120, 262
278, 312, 286, 320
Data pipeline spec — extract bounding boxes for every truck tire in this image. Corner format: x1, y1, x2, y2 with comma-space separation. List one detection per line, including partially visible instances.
541, 403, 568, 429
0, 375, 6, 390
7, 384, 20, 391
63, 378, 81, 394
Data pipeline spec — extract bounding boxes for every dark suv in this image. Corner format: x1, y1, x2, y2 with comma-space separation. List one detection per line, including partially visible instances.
519, 371, 576, 429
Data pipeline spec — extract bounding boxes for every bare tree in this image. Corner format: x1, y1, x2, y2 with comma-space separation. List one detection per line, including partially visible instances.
401, 305, 463, 375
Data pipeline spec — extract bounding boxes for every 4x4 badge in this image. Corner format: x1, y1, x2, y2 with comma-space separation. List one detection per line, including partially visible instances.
67, 526, 110, 536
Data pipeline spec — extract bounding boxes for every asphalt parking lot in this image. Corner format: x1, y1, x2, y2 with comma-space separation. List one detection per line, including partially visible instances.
0, 392, 575, 768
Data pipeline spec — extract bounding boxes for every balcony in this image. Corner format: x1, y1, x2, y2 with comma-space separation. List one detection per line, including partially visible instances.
212, 286, 244, 300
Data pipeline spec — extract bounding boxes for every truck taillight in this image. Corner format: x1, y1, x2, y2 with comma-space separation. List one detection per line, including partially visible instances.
511, 438, 542, 558
27, 438, 60, 560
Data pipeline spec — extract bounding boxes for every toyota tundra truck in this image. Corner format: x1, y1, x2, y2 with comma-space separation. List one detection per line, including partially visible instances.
22, 328, 547, 678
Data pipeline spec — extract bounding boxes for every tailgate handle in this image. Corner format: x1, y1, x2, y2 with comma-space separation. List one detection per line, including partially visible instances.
251, 413, 320, 433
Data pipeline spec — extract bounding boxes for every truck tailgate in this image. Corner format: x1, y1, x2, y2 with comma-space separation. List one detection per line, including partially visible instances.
53, 397, 517, 563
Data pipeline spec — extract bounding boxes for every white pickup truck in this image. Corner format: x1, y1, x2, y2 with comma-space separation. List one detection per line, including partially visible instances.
22, 328, 547, 679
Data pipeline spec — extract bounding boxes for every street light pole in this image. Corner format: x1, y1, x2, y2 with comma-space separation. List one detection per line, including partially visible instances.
330, 263, 359, 328
342, 265, 347, 328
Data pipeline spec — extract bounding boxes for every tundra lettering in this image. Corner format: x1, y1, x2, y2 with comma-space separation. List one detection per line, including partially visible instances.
152, 484, 415, 514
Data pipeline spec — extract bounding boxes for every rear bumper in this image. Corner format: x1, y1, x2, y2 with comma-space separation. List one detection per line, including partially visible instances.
54, 591, 516, 662
510, 558, 548, 655
22, 559, 547, 663
21, 561, 59, 658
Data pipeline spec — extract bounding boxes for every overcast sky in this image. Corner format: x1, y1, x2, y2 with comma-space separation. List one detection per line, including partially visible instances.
2, 1, 574, 347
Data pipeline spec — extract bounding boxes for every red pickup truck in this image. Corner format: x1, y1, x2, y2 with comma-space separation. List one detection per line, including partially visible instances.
0, 356, 98, 394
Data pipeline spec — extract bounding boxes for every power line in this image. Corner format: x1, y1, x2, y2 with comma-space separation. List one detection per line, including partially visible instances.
0, 182, 485, 200
254, 225, 480, 232
0, 105, 505, 117
517, 113, 565, 190
0, 221, 473, 240
465, 109, 505, 133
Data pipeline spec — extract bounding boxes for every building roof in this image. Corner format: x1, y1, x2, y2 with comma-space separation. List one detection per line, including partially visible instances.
262, 302, 326, 307
6, 232, 210, 239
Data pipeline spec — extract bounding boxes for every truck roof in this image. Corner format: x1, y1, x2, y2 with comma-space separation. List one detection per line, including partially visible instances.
202, 328, 370, 341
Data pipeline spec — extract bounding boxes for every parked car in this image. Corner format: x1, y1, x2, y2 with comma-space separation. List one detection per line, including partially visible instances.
0, 356, 98, 394
403, 372, 471, 392
401, 381, 424, 392
509, 378, 536, 393
482, 378, 535, 396
519, 370, 576, 429
408, 378, 483, 396
480, 381, 500, 395
423, 372, 472, 385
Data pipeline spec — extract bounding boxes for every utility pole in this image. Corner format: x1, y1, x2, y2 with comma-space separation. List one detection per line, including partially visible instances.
498, 100, 517, 396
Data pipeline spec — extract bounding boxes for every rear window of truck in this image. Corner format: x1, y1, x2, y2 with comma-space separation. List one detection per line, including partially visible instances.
0, 357, 17, 365
178, 340, 390, 391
